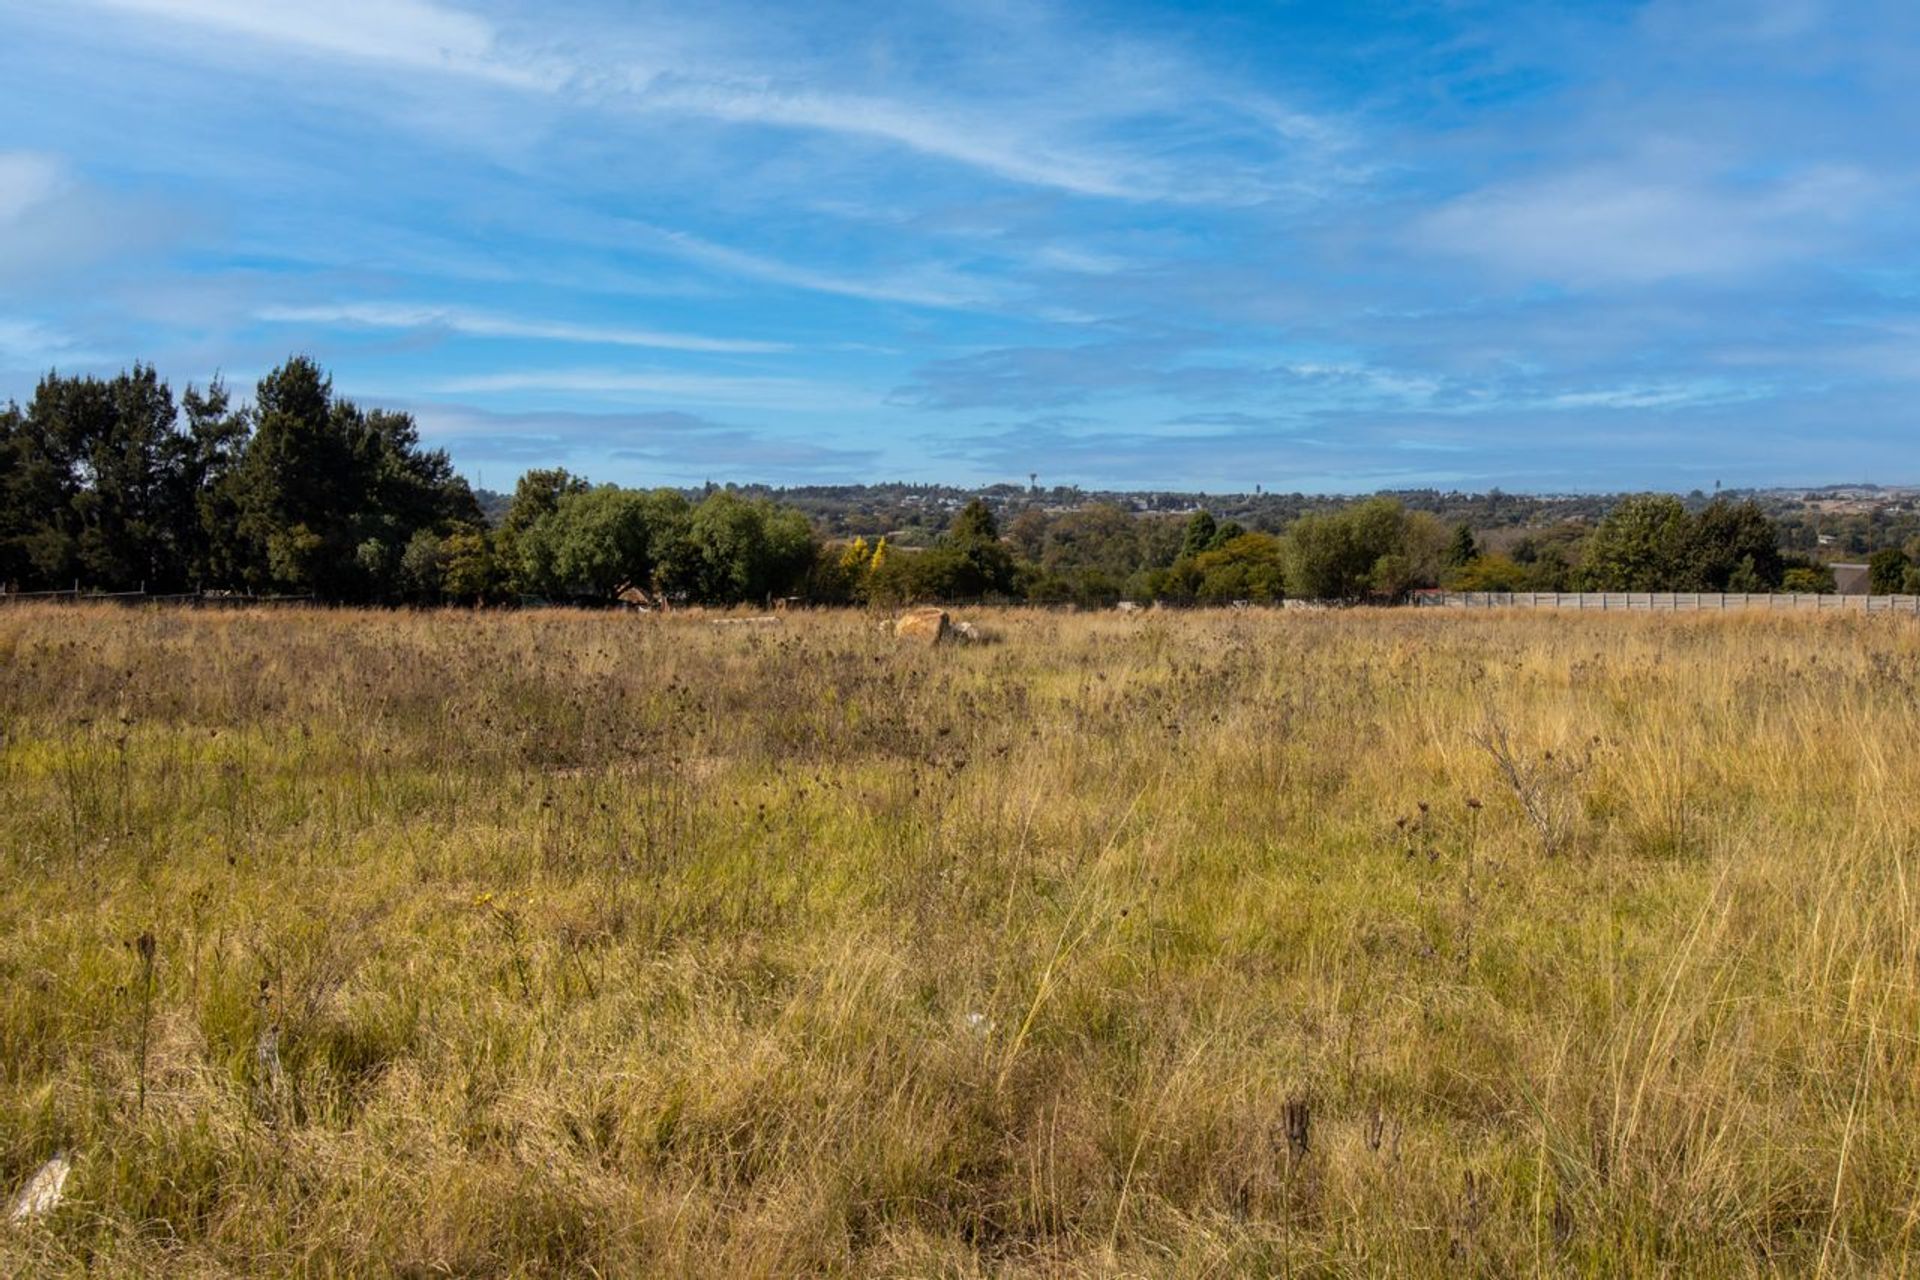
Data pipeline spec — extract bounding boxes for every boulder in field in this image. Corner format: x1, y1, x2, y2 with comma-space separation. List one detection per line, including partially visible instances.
894, 607, 950, 645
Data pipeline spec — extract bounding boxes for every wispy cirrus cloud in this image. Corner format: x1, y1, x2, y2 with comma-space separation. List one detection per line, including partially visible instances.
1419, 160, 1880, 287
82, 0, 554, 87
257, 301, 791, 354
0, 151, 67, 221
10, 0, 1920, 491
893, 338, 1452, 414
61, 0, 1351, 206
428, 367, 878, 412
633, 78, 1146, 201
625, 223, 1005, 310
409, 402, 881, 479
0, 316, 104, 368
0, 149, 190, 288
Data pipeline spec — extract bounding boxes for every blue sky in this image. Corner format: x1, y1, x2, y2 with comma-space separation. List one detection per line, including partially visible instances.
1, 0, 1915, 493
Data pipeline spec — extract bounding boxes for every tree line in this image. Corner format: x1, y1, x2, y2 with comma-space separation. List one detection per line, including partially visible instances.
0, 360, 822, 604
0, 360, 474, 599
2, 359, 1879, 606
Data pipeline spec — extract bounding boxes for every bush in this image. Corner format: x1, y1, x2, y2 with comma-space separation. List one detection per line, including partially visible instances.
1781, 565, 1835, 593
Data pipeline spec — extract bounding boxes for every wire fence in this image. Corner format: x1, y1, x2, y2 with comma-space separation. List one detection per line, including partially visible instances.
0, 587, 315, 608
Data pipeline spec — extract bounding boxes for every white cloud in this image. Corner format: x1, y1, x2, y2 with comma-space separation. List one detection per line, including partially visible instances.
401, 402, 883, 477
1540, 381, 1763, 410
0, 153, 186, 288
256, 302, 791, 354
1418, 163, 1876, 286
0, 153, 67, 223
429, 367, 878, 411
63, 0, 1346, 205
0, 317, 105, 367
79, 0, 554, 86
633, 224, 1003, 309
1639, 0, 1827, 44
636, 78, 1147, 200
1026, 245, 1134, 275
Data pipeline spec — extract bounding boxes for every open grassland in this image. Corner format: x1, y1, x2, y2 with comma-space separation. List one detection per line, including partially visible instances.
2, 606, 1919, 1276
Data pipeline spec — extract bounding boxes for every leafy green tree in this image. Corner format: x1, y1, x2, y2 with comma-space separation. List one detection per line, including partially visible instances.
499, 467, 589, 594
440, 527, 503, 602
1180, 510, 1218, 560
0, 402, 19, 586
518, 486, 690, 599
998, 507, 1044, 562
1869, 548, 1911, 594
1039, 503, 1140, 582
360, 408, 481, 552
25, 373, 116, 586
684, 490, 813, 603
890, 545, 973, 602
803, 541, 863, 604
1684, 499, 1782, 590
1395, 511, 1450, 594
862, 545, 919, 604
0, 366, 242, 592
1369, 553, 1421, 599
228, 358, 476, 598
1520, 549, 1573, 590
1510, 525, 1586, 588
1726, 555, 1764, 593
264, 524, 323, 589
400, 529, 448, 600
177, 379, 250, 588
948, 498, 998, 546
75, 366, 183, 589
229, 357, 350, 591
1280, 497, 1411, 600
1445, 522, 1478, 568
1578, 494, 1690, 591
1190, 532, 1287, 602
1061, 567, 1126, 607
1448, 554, 1525, 591
940, 497, 1017, 598
1137, 515, 1187, 570
0, 381, 81, 586
555, 488, 655, 598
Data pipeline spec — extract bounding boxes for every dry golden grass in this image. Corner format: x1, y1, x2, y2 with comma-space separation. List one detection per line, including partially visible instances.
1, 604, 1917, 1276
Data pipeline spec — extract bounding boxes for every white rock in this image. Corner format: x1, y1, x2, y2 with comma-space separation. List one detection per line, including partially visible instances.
8, 1152, 70, 1223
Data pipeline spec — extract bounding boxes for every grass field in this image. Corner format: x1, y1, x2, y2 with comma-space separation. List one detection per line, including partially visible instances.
2, 605, 1918, 1276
